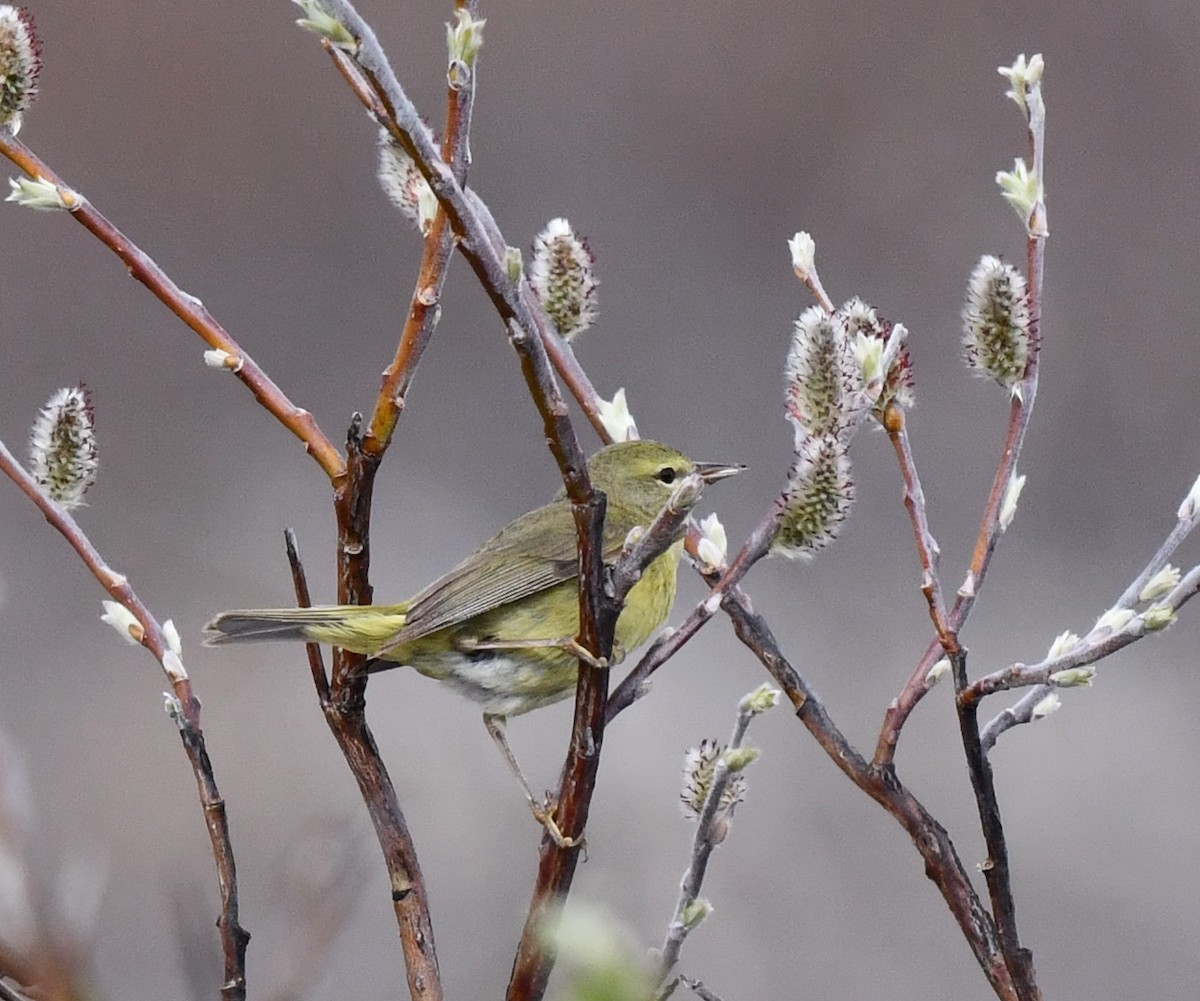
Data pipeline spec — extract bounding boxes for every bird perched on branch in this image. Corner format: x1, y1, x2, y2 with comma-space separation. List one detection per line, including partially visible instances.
205, 439, 740, 843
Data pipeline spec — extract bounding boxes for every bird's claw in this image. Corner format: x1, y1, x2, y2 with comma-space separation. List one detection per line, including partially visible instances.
563, 638, 608, 670
530, 795, 587, 854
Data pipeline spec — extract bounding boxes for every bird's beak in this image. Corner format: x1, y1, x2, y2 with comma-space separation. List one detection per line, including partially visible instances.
694, 461, 744, 483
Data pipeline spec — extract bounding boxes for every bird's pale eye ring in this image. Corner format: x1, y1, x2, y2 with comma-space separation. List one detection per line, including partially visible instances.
656, 466, 677, 484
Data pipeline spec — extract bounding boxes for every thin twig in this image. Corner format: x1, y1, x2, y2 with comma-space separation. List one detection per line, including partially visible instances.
936, 80, 1051, 1001
886, 406, 950, 640
608, 500, 782, 722
967, 563, 1200, 707
678, 976, 725, 1001
319, 1, 613, 443
655, 695, 761, 982
360, 0, 479, 457
976, 563, 1200, 750
948, 648, 1039, 1001
0, 132, 345, 483
875, 100, 1049, 770
284, 528, 330, 704
0, 438, 250, 1001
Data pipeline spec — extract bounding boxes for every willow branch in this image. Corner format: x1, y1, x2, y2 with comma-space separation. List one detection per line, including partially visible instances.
360, 0, 479, 457
655, 695, 759, 984
886, 405, 951, 640
876, 120, 1048, 769
719, 589, 1018, 1001
608, 499, 782, 722
0, 131, 344, 482
0, 438, 249, 1001
317, 2, 612, 442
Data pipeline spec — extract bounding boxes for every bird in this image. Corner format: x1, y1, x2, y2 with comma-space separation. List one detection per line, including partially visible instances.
204, 439, 740, 842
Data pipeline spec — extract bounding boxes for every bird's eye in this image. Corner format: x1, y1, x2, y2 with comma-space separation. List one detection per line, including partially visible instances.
656, 466, 677, 484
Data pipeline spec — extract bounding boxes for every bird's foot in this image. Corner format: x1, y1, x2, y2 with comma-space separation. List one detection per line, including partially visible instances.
529, 794, 587, 854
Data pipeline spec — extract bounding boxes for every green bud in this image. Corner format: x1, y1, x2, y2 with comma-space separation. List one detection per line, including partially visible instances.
1142, 604, 1176, 633
739, 684, 780, 715
446, 9, 486, 66
293, 0, 356, 51
678, 898, 713, 930
1048, 666, 1094, 688
722, 746, 759, 772
1139, 566, 1181, 603
6, 175, 72, 211
504, 245, 523, 284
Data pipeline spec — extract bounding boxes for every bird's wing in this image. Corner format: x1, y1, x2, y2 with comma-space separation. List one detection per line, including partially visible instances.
393, 501, 642, 643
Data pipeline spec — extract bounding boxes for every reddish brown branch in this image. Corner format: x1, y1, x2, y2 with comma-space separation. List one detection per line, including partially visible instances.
885, 407, 951, 641
0, 133, 345, 483
360, 0, 479, 458
876, 180, 1047, 768
320, 2, 613, 443
308, 419, 442, 1001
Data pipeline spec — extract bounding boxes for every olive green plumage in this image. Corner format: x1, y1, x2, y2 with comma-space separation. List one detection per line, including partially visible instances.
204, 440, 739, 717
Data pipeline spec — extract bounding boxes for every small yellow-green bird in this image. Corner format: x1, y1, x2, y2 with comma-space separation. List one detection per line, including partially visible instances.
204, 439, 739, 838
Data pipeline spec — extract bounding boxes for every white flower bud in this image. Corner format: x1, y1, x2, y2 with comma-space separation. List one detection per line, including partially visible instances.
788, 231, 816, 281
1178, 474, 1200, 523
161, 619, 183, 657
596, 388, 636, 442
446, 9, 485, 66
6, 175, 72, 211
997, 53, 1045, 118
293, 0, 355, 51
203, 349, 244, 372
926, 658, 951, 685
1139, 566, 1181, 603
504, 246, 523, 284
1092, 607, 1135, 637
1141, 604, 1177, 633
1031, 691, 1061, 719
1049, 666, 1094, 688
995, 159, 1047, 236
722, 746, 759, 772
695, 513, 727, 573
100, 600, 142, 645
679, 899, 713, 930
739, 684, 780, 715
1046, 630, 1079, 659
999, 471, 1026, 532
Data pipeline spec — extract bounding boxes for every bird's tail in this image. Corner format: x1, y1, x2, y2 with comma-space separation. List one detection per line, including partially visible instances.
203, 604, 409, 655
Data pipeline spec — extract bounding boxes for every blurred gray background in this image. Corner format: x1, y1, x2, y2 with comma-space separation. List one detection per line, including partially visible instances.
2, 1, 1199, 998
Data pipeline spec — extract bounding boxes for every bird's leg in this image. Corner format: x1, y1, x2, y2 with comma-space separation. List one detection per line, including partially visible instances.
483, 713, 580, 849
459, 635, 608, 669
